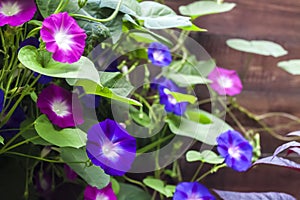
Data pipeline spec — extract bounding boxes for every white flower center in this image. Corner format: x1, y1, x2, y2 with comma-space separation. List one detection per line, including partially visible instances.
217, 76, 233, 88
51, 99, 70, 117
102, 142, 121, 161
96, 193, 109, 200
228, 146, 241, 159
152, 51, 165, 62
0, 2, 21, 16
54, 30, 74, 51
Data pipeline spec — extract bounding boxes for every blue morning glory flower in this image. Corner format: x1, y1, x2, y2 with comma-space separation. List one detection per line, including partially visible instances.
0, 89, 4, 113
173, 182, 216, 200
148, 42, 172, 67
33, 72, 53, 84
0, 103, 26, 139
86, 119, 136, 176
159, 87, 188, 116
217, 130, 253, 172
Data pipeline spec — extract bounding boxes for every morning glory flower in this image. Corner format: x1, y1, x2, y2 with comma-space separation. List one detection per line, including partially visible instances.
0, 0, 36, 27
173, 182, 216, 200
159, 87, 188, 116
37, 84, 84, 128
208, 67, 243, 96
0, 89, 4, 113
217, 130, 253, 172
0, 102, 25, 139
84, 183, 117, 200
148, 42, 172, 67
40, 12, 87, 63
86, 119, 136, 176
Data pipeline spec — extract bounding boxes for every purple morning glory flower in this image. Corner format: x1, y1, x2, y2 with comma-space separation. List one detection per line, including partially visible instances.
84, 183, 117, 200
0, 103, 25, 139
217, 130, 253, 172
0, 0, 36, 27
148, 42, 172, 67
40, 12, 87, 63
33, 72, 53, 84
159, 87, 188, 116
37, 84, 84, 128
0, 89, 4, 113
173, 182, 216, 200
208, 67, 243, 96
86, 119, 136, 176
64, 164, 77, 181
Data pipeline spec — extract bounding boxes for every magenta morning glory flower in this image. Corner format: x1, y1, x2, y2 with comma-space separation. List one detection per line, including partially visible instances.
84, 183, 117, 200
0, 0, 36, 27
0, 89, 4, 113
148, 42, 172, 67
64, 164, 77, 181
40, 12, 87, 63
37, 84, 84, 128
173, 182, 216, 200
217, 130, 253, 172
86, 119, 136, 176
207, 67, 243, 96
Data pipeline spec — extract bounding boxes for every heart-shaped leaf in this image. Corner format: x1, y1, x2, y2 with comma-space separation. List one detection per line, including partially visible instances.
186, 150, 224, 164
277, 59, 300, 75
226, 39, 288, 57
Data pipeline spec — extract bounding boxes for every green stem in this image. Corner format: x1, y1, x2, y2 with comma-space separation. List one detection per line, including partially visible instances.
123, 175, 147, 191
4, 151, 65, 163
191, 162, 204, 182
1, 136, 40, 154
70, 0, 123, 23
196, 164, 226, 182
137, 134, 174, 154
54, 0, 70, 14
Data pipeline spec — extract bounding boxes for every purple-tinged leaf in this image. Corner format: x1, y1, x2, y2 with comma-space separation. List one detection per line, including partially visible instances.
287, 131, 300, 137
288, 147, 300, 156
214, 189, 296, 200
254, 156, 300, 171
273, 141, 300, 157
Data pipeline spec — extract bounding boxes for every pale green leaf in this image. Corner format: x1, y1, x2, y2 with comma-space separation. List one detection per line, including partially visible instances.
277, 59, 300, 75
164, 89, 197, 104
34, 115, 87, 148
186, 150, 224, 164
179, 1, 236, 18
143, 177, 175, 198
75, 80, 142, 106
18, 46, 100, 84
61, 147, 110, 189
117, 183, 151, 200
226, 39, 288, 57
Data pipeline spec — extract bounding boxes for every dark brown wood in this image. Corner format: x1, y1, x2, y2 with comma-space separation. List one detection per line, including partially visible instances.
166, 0, 300, 199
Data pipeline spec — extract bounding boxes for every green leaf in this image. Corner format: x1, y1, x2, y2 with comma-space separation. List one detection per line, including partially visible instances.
166, 110, 232, 145
75, 79, 142, 106
34, 115, 87, 148
143, 177, 175, 198
226, 39, 288, 57
277, 59, 300, 75
186, 110, 212, 124
99, 71, 134, 97
179, 24, 207, 32
61, 147, 110, 189
21, 119, 51, 146
179, 1, 236, 18
129, 106, 151, 127
186, 150, 224, 164
0, 136, 4, 145
111, 177, 120, 194
18, 46, 100, 84
165, 73, 211, 87
100, 0, 142, 16
128, 29, 173, 46
164, 89, 197, 104
138, 1, 191, 29
117, 183, 151, 200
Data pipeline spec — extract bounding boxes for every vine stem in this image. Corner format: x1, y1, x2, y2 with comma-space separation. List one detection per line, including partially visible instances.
70, 0, 123, 23
4, 151, 65, 163
191, 162, 204, 182
230, 98, 300, 141
137, 134, 174, 154
196, 164, 226, 182
123, 175, 147, 191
